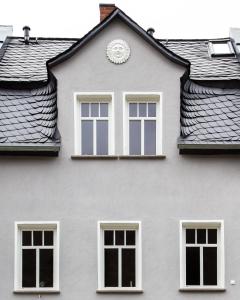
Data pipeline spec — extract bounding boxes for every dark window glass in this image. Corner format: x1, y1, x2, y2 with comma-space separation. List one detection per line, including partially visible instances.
203, 247, 217, 285
186, 229, 195, 244
144, 120, 156, 155
126, 231, 135, 245
208, 229, 217, 244
122, 249, 136, 287
33, 231, 42, 246
22, 249, 36, 287
197, 229, 206, 244
129, 120, 141, 155
186, 247, 200, 285
104, 231, 113, 245
104, 249, 118, 287
22, 231, 32, 246
81, 120, 93, 155
100, 103, 108, 117
44, 231, 53, 246
115, 231, 124, 245
81, 103, 89, 117
129, 103, 137, 117
148, 103, 156, 117
91, 103, 99, 117
139, 103, 147, 117
40, 249, 53, 288
96, 120, 108, 155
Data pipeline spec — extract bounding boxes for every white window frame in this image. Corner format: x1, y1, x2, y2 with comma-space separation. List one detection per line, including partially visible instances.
14, 221, 60, 293
209, 41, 234, 56
97, 221, 142, 292
123, 92, 163, 155
74, 92, 115, 155
179, 220, 225, 291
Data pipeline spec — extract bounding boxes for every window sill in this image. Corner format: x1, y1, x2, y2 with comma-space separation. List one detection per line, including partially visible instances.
119, 155, 166, 159
71, 155, 118, 160
71, 155, 166, 160
96, 288, 143, 293
179, 287, 225, 292
14, 289, 60, 294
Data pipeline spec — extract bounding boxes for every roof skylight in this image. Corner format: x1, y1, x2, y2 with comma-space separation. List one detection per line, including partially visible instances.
209, 41, 234, 57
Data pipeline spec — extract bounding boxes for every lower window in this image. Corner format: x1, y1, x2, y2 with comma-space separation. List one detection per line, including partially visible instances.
180, 220, 224, 290
14, 222, 59, 292
98, 221, 142, 291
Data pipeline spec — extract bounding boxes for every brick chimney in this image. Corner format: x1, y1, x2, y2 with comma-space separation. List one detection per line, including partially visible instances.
99, 4, 116, 22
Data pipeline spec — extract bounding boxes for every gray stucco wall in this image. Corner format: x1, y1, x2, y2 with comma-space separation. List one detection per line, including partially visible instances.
0, 19, 240, 300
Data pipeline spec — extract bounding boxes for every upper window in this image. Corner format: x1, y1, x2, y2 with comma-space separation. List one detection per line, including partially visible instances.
209, 41, 234, 57
123, 93, 162, 156
14, 222, 59, 293
180, 220, 224, 291
97, 221, 142, 292
74, 93, 114, 155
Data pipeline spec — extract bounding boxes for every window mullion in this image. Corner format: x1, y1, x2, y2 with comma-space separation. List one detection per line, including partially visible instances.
141, 119, 144, 155
93, 119, 97, 155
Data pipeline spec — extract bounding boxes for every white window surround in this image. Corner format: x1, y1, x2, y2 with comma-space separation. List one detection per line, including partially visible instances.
14, 221, 60, 293
74, 92, 115, 155
123, 92, 163, 156
179, 220, 225, 291
97, 221, 142, 293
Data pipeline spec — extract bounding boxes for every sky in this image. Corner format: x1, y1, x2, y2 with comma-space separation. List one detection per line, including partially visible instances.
1, 0, 240, 39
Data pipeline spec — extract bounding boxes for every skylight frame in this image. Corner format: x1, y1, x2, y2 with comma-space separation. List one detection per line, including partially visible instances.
209, 40, 235, 57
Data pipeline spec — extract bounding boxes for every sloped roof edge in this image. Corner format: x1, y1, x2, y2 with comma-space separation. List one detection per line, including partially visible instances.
48, 8, 189, 68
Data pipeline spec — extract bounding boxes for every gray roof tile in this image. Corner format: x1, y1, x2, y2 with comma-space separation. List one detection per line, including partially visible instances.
0, 75, 59, 144
180, 80, 240, 144
159, 39, 240, 80
0, 37, 77, 82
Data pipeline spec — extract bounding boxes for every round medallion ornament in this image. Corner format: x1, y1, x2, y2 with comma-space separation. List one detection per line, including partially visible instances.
106, 39, 130, 64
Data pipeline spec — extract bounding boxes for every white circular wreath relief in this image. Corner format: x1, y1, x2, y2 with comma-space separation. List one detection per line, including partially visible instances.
106, 39, 130, 64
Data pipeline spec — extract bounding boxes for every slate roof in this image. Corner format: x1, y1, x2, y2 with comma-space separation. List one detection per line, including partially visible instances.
0, 75, 60, 147
0, 37, 78, 82
179, 79, 240, 147
159, 39, 240, 80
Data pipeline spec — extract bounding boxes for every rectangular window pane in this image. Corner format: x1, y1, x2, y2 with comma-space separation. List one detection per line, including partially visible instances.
40, 249, 53, 288
22, 249, 36, 288
33, 231, 42, 246
139, 103, 147, 117
91, 103, 99, 117
122, 249, 136, 287
197, 229, 206, 244
100, 103, 108, 117
186, 229, 195, 244
208, 229, 217, 244
81, 120, 93, 155
148, 103, 156, 117
104, 249, 118, 287
126, 231, 135, 245
129, 103, 137, 117
44, 231, 54, 246
104, 230, 113, 245
115, 231, 124, 245
186, 247, 200, 285
144, 120, 156, 155
22, 231, 32, 246
129, 120, 141, 155
96, 120, 108, 155
203, 247, 217, 285
81, 103, 89, 117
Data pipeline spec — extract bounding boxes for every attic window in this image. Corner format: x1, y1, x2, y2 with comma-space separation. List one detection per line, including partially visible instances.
209, 41, 234, 57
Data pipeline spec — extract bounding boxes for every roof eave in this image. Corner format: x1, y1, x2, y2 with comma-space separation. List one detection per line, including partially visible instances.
0, 143, 60, 152
48, 9, 189, 68
178, 141, 240, 150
